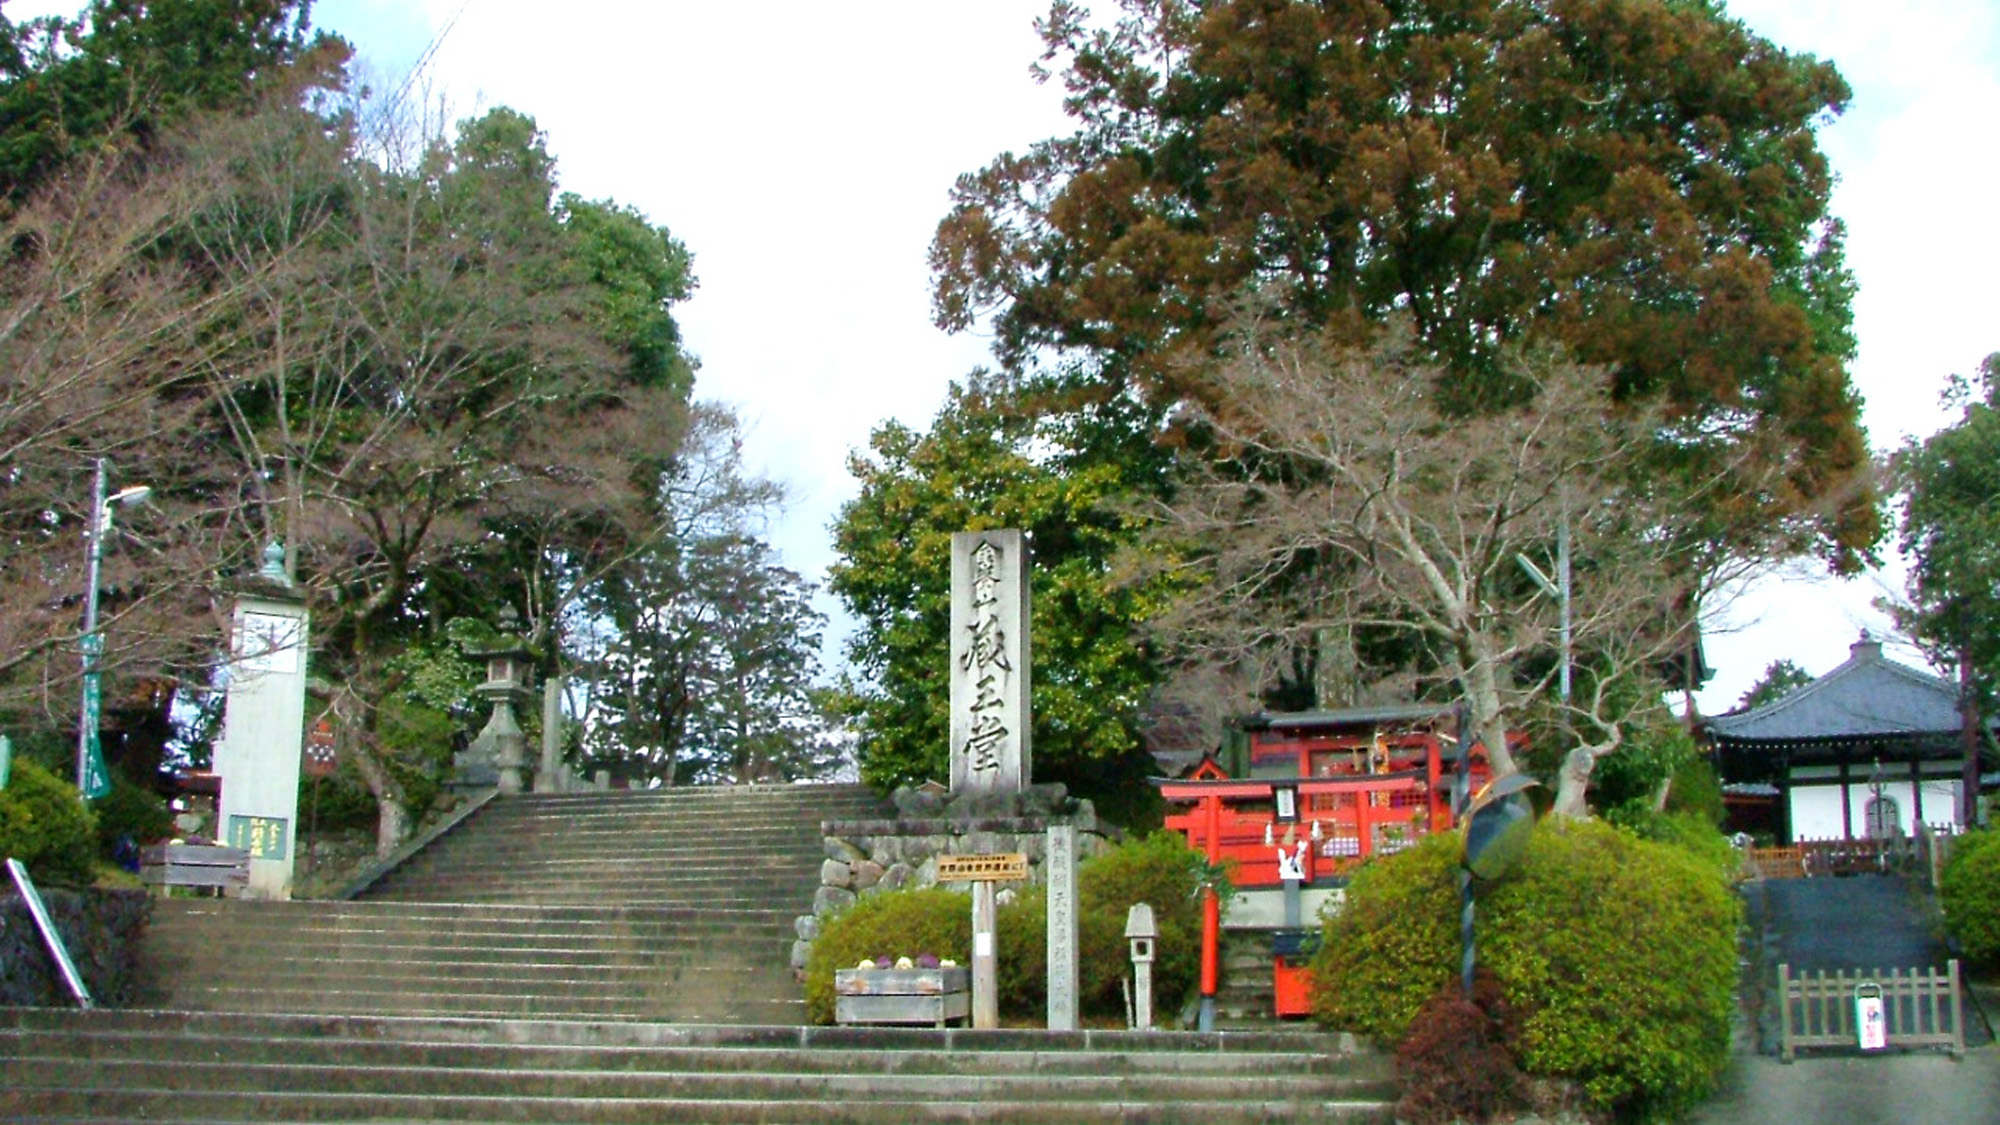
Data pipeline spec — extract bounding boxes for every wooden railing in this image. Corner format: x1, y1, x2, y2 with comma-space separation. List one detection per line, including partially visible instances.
1778, 961, 1964, 1062
1747, 831, 1961, 880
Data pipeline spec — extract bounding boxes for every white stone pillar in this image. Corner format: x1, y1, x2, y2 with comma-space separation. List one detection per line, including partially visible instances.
213, 547, 309, 899
950, 530, 1031, 794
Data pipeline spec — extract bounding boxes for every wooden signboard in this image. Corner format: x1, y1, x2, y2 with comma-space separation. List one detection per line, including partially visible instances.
936, 853, 1028, 882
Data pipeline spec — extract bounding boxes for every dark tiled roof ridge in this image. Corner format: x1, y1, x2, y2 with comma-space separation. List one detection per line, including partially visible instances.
1721, 641, 1947, 722
1704, 636, 1984, 740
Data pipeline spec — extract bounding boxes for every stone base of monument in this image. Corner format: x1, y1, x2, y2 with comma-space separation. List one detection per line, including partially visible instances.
792, 783, 1114, 976
834, 967, 972, 1028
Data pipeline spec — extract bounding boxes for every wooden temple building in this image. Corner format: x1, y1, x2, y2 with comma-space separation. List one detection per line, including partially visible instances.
1708, 633, 1993, 843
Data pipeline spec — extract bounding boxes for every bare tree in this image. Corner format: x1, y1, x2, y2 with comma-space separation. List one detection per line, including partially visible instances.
1141, 315, 1771, 816
0, 111, 290, 728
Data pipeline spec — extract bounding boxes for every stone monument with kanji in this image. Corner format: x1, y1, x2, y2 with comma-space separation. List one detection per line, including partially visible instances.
949, 530, 1031, 795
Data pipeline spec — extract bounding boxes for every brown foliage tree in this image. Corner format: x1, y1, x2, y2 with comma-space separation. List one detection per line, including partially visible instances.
933, 0, 1874, 569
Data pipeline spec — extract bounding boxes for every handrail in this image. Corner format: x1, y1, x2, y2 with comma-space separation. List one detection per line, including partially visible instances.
5, 857, 93, 1008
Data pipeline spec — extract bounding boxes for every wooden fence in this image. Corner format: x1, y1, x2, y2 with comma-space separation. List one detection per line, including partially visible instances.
1777, 961, 1964, 1062
1747, 829, 1962, 881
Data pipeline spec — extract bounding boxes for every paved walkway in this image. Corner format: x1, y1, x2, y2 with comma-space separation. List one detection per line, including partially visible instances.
1688, 1046, 2000, 1124
1686, 874, 1999, 1123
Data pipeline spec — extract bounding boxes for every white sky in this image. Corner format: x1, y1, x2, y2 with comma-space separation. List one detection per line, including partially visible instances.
16, 0, 1995, 714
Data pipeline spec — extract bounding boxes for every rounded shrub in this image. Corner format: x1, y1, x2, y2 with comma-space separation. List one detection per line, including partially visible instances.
0, 759, 99, 885
1940, 828, 2000, 965
802, 886, 970, 1024
1309, 832, 1462, 1038
1311, 817, 1739, 1122
1075, 832, 1209, 1018
1482, 818, 1739, 1120
998, 833, 1213, 1023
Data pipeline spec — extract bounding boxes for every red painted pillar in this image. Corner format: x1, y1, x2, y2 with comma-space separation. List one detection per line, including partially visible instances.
1200, 792, 1221, 1031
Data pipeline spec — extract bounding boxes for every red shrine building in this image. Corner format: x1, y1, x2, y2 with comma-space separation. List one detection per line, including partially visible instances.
1158, 703, 1501, 1017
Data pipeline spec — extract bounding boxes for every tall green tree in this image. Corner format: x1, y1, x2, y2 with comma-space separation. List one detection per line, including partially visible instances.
577, 407, 837, 786
1893, 353, 2000, 824
186, 104, 696, 849
932, 0, 1874, 570
0, 0, 346, 202
830, 382, 1185, 820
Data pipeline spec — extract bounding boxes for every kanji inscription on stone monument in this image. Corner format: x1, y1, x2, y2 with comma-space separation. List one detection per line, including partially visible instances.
950, 530, 1031, 794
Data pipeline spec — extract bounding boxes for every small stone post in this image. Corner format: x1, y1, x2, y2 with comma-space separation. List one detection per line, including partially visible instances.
536, 675, 565, 794
1126, 903, 1158, 1031
1046, 824, 1079, 1030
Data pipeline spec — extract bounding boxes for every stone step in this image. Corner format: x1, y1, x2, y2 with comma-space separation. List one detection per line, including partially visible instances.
0, 1009, 1395, 1124
130, 786, 905, 1029
143, 990, 805, 1023
143, 937, 762, 969
150, 899, 798, 929
0, 1026, 1364, 1078
362, 860, 820, 888
2, 1056, 1385, 1103
150, 961, 786, 998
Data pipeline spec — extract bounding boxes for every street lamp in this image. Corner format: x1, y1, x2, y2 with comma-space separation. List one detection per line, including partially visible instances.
76, 457, 151, 799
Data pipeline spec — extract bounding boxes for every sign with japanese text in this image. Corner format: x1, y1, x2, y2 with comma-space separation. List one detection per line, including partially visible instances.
936, 853, 1029, 882
949, 530, 1031, 794
227, 814, 289, 861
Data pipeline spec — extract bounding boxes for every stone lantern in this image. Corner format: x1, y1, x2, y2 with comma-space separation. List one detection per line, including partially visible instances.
456, 609, 535, 795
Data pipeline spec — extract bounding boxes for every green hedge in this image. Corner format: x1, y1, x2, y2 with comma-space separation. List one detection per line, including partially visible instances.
802, 886, 971, 1024
1940, 828, 2000, 965
0, 759, 98, 885
1310, 817, 1740, 1122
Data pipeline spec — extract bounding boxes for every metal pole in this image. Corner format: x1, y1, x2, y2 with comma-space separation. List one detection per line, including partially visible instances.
1460, 868, 1476, 994
75, 458, 108, 795
1557, 509, 1571, 705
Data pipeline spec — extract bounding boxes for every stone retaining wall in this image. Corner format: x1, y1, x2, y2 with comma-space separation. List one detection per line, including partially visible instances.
790, 783, 1115, 973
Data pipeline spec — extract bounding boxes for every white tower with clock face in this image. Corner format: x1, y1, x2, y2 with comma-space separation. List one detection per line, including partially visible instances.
214, 544, 310, 899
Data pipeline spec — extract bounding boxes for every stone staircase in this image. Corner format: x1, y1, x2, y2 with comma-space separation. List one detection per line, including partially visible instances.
1217, 931, 1283, 1028
137, 783, 892, 1025
0, 1007, 1398, 1123
6, 782, 1401, 1122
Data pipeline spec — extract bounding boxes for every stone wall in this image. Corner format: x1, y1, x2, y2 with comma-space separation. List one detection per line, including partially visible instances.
790, 783, 1115, 974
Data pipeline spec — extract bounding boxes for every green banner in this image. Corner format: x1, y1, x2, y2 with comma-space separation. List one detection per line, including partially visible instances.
79, 668, 110, 800
0, 734, 11, 788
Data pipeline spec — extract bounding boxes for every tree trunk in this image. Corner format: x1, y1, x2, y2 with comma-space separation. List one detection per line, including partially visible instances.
1551, 748, 1598, 819
1458, 648, 1517, 777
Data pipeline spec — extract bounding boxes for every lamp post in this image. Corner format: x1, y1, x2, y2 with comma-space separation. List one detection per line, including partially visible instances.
76, 458, 151, 799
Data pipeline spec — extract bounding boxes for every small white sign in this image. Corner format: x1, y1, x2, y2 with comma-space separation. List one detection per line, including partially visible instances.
1856, 987, 1887, 1050
974, 931, 995, 957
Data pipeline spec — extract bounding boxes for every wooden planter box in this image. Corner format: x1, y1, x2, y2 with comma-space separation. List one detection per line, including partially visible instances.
834, 967, 971, 1028
139, 844, 250, 896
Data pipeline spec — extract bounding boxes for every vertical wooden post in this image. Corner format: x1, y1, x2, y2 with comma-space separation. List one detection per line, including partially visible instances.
972, 881, 998, 1029
1779, 963, 1795, 1063
1838, 754, 1853, 841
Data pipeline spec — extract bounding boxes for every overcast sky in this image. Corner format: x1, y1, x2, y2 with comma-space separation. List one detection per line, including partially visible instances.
20, 0, 1993, 712
299, 0, 2000, 712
